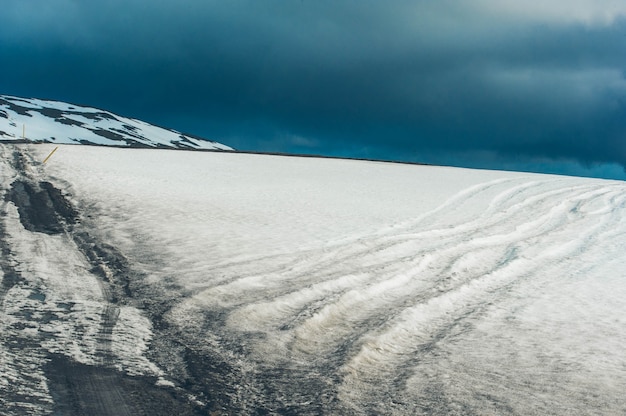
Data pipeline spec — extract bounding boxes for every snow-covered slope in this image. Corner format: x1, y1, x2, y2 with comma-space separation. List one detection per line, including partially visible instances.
1, 143, 626, 415
0, 95, 232, 150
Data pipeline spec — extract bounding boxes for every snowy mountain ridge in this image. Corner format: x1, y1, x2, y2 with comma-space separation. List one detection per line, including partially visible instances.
0, 95, 233, 151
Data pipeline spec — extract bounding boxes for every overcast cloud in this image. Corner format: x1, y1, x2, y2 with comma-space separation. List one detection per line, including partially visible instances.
2, 1, 625, 178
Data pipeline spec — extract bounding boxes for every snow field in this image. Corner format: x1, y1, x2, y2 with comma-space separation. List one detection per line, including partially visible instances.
23, 143, 626, 413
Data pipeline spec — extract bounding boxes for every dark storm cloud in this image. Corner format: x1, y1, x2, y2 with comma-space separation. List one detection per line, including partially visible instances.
2, 1, 626, 177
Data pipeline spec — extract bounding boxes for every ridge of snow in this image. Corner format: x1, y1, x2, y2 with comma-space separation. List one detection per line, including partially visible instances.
0, 95, 233, 151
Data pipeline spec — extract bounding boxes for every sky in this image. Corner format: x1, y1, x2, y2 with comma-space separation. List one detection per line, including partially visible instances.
1, 0, 626, 179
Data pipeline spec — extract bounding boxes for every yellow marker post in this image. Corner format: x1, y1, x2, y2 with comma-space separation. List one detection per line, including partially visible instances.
42, 146, 59, 164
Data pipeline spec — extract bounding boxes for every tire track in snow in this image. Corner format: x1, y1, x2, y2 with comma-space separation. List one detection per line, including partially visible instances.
0, 145, 51, 415
4, 147, 121, 366
0, 147, 23, 301
337, 185, 626, 414
194, 179, 588, 317
180, 176, 626, 413
1, 145, 120, 414
225, 182, 606, 341
286, 186, 600, 350
0, 145, 203, 415
186, 178, 526, 315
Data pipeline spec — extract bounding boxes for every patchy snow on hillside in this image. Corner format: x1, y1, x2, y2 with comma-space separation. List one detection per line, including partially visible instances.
2, 143, 626, 415
0, 95, 233, 150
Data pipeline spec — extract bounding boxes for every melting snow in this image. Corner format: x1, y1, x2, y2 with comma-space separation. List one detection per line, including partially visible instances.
1, 142, 626, 414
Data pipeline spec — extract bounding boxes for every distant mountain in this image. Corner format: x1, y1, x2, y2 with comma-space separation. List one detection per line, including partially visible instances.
0, 95, 233, 151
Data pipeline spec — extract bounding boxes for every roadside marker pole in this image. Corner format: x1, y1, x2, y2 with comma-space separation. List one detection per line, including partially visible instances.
43, 146, 59, 164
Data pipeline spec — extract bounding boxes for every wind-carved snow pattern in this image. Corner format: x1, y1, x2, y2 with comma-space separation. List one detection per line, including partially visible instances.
0, 95, 233, 150
2, 143, 626, 414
